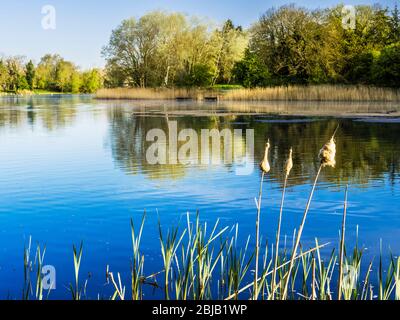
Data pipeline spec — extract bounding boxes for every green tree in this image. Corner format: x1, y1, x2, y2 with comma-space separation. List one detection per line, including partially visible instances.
102, 13, 163, 87
5, 56, 25, 92
182, 63, 213, 87
55, 60, 78, 92
17, 75, 30, 90
0, 60, 9, 91
103, 11, 234, 88
70, 71, 82, 93
81, 69, 103, 93
232, 48, 271, 87
250, 5, 327, 84
25, 60, 36, 90
211, 20, 248, 84
35, 54, 62, 90
372, 43, 400, 87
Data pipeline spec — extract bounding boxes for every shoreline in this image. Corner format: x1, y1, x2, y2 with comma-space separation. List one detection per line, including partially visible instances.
95, 86, 400, 103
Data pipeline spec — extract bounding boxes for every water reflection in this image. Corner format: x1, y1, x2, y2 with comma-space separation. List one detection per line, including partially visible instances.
1, 96, 399, 188
107, 105, 400, 188
0, 95, 91, 131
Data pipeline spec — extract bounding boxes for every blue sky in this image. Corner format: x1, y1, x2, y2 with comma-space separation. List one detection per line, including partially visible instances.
0, 0, 396, 69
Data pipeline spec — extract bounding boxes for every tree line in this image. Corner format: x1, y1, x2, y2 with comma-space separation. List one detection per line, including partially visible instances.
103, 4, 400, 88
0, 54, 103, 93
102, 11, 247, 88
1, 4, 399, 94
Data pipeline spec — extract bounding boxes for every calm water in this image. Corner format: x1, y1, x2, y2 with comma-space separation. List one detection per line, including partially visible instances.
0, 95, 399, 299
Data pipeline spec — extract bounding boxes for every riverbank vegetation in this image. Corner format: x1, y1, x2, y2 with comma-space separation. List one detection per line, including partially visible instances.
2, 4, 400, 98
0, 54, 103, 94
96, 85, 400, 101
21, 130, 400, 300
101, 4, 400, 90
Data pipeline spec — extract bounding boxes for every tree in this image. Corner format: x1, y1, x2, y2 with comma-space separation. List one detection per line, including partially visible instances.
102, 13, 164, 87
0, 54, 102, 93
103, 11, 236, 88
250, 5, 327, 84
211, 20, 248, 84
181, 63, 213, 87
25, 60, 36, 90
372, 43, 400, 87
0, 60, 9, 91
17, 75, 30, 90
35, 54, 62, 90
81, 69, 103, 93
232, 48, 271, 87
390, 4, 400, 43
70, 71, 82, 93
5, 56, 25, 92
55, 60, 78, 92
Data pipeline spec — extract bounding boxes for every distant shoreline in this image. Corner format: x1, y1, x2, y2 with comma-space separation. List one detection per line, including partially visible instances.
95, 86, 400, 103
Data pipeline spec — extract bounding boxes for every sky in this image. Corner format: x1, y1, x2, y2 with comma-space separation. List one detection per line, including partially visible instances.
0, 0, 396, 69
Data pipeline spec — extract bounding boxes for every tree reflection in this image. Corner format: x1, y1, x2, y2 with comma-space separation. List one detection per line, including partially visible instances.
108, 106, 400, 187
0, 95, 88, 130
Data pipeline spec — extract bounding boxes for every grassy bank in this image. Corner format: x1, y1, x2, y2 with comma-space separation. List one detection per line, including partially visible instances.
20, 129, 400, 300
95, 85, 400, 102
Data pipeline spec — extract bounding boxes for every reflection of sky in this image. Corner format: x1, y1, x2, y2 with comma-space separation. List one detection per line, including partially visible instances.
0, 0, 396, 68
0, 97, 399, 298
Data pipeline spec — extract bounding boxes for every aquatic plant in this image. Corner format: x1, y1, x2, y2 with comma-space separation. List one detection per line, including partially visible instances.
254, 139, 271, 299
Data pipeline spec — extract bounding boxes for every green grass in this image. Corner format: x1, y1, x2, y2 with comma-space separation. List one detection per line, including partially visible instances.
210, 84, 244, 90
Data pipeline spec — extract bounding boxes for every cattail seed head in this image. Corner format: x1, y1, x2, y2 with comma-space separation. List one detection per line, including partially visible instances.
260, 140, 271, 173
319, 137, 336, 168
285, 148, 293, 177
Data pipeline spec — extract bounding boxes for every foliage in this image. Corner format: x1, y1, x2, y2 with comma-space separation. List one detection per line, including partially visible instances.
81, 69, 103, 93
233, 4, 400, 87
1, 5, 400, 92
232, 49, 271, 87
0, 54, 103, 94
25, 60, 35, 90
102, 12, 248, 88
372, 43, 400, 87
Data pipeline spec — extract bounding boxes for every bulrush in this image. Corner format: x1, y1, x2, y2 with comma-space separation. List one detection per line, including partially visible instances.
319, 137, 336, 168
285, 148, 293, 177
260, 140, 271, 173
282, 126, 339, 299
254, 139, 271, 300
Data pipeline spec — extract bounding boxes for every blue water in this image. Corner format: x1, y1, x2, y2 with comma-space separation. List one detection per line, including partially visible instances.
0, 96, 399, 299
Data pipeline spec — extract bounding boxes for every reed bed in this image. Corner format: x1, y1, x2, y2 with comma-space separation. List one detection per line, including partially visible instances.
222, 86, 400, 102
19, 127, 400, 300
95, 88, 215, 100
95, 85, 400, 102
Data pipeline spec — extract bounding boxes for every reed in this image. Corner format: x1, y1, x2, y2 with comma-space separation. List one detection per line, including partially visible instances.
337, 185, 348, 300
95, 85, 400, 102
271, 148, 293, 299
130, 214, 145, 300
254, 140, 271, 300
70, 242, 84, 300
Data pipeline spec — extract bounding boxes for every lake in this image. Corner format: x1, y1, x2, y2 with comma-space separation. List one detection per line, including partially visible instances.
0, 95, 399, 299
